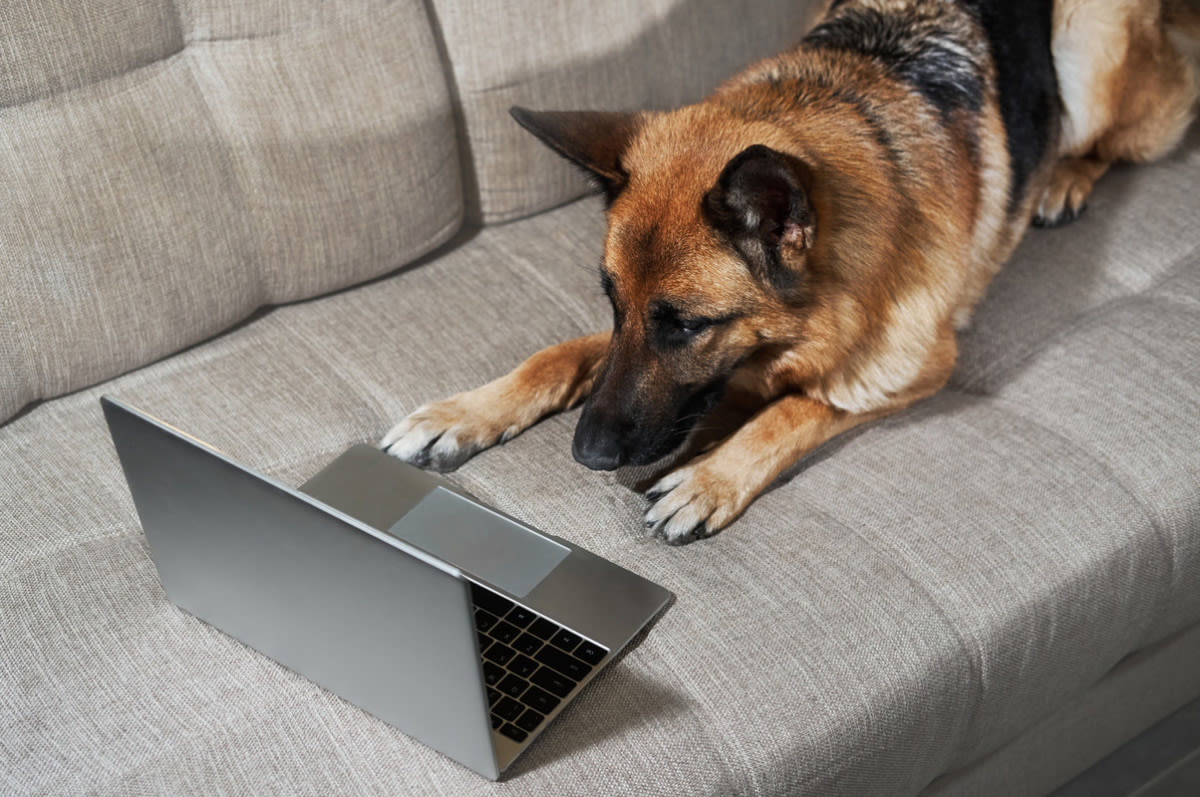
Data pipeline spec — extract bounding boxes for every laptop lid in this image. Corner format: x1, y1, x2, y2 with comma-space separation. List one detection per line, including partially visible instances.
101, 397, 502, 779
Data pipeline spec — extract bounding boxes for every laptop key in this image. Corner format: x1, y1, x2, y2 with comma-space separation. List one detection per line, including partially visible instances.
483, 642, 517, 667
505, 606, 537, 628
490, 713, 503, 729
521, 685, 561, 714
512, 633, 543, 656
470, 584, 515, 618
494, 696, 524, 722
499, 723, 528, 743
535, 644, 592, 681
515, 708, 545, 733
497, 673, 530, 699
575, 641, 607, 665
509, 654, 538, 679
531, 666, 575, 698
474, 609, 499, 633
527, 617, 559, 640
491, 621, 521, 644
483, 661, 505, 686
550, 629, 582, 652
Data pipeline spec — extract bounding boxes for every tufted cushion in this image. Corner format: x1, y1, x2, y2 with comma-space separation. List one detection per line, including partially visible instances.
0, 0, 462, 424
426, 0, 826, 223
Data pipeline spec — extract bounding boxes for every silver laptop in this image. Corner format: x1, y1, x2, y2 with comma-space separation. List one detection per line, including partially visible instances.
101, 396, 672, 780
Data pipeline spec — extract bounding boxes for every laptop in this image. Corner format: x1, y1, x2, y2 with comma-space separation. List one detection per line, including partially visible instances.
101, 396, 672, 780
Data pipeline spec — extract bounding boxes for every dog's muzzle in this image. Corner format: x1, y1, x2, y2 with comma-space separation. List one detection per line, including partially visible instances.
572, 379, 726, 471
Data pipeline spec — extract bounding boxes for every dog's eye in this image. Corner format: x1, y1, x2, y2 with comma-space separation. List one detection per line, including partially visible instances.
650, 301, 736, 349
675, 317, 712, 335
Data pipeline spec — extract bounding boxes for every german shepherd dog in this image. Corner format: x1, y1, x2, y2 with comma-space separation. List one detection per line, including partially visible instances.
384, 0, 1200, 544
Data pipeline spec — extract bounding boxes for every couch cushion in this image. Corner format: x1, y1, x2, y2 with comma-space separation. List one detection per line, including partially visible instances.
0, 0, 184, 107
3, 115, 1198, 792
950, 124, 1200, 395
179, 0, 396, 40
0, 0, 462, 424
426, 0, 826, 223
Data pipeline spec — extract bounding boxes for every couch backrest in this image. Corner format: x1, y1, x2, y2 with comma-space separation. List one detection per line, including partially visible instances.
427, 0, 824, 224
0, 0, 824, 425
0, 0, 463, 424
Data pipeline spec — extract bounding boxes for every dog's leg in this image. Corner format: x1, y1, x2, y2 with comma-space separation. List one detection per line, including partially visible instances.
1041, 0, 1200, 226
382, 331, 609, 471
644, 328, 960, 544
642, 394, 883, 544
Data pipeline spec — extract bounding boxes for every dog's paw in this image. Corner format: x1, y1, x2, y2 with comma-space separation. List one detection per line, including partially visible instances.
381, 396, 521, 472
1032, 186, 1088, 228
1032, 157, 1106, 228
642, 457, 758, 545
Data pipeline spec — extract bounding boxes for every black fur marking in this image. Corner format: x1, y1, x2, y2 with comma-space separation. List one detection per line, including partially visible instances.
960, 0, 1059, 210
803, 0, 1059, 210
760, 68, 906, 173
825, 84, 909, 176
804, 6, 984, 121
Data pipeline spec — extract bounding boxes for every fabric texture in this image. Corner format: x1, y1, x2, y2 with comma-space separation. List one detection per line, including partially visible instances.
426, 0, 826, 223
4, 118, 1200, 792
3, 0, 1200, 793
0, 0, 462, 424
921, 621, 1200, 796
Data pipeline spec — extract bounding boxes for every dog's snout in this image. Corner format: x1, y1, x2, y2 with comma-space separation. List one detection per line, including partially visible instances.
572, 412, 627, 471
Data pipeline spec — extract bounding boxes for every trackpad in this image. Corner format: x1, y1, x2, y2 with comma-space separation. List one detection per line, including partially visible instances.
387, 487, 569, 598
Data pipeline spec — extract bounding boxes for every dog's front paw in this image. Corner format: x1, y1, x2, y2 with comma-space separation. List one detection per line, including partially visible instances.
643, 456, 759, 545
381, 395, 521, 472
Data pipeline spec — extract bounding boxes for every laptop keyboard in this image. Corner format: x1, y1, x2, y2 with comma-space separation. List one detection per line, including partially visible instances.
470, 582, 609, 744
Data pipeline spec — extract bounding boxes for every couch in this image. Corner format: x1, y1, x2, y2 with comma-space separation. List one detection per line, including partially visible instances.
3, 1, 1199, 794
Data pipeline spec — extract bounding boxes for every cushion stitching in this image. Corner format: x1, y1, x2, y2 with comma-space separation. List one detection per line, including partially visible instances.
0, 5, 408, 112
961, 244, 1200, 394
943, 386, 1178, 640
779, 496, 986, 777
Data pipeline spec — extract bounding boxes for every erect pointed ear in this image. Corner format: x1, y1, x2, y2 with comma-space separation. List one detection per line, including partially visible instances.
510, 107, 645, 202
703, 144, 816, 285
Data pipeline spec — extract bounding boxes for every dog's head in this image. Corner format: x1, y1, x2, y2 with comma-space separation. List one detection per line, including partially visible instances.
513, 106, 823, 470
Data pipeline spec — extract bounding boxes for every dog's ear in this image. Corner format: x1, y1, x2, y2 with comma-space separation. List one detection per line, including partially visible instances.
510, 107, 644, 202
704, 145, 816, 287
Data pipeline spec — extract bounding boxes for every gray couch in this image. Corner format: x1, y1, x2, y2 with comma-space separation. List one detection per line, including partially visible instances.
3, 1, 1199, 794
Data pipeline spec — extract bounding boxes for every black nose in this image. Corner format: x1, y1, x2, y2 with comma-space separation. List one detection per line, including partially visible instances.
572, 417, 626, 471
571, 405, 628, 472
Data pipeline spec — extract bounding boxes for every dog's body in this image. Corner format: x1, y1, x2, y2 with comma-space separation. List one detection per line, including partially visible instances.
384, 0, 1200, 543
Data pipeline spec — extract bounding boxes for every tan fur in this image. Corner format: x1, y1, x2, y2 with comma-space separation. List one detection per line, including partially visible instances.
381, 333, 609, 468
384, 0, 1199, 544
1040, 0, 1200, 222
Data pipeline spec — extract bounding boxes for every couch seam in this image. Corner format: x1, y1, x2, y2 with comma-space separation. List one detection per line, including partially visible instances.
416, 0, 480, 229
0, 5, 187, 112
961, 242, 1200, 394
174, 45, 267, 311
762, 494, 984, 792
0, 4, 419, 112
781, 386, 1182, 782
955, 388, 1179, 634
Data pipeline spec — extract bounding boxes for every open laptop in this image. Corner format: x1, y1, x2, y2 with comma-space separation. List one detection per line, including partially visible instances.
101, 396, 672, 780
